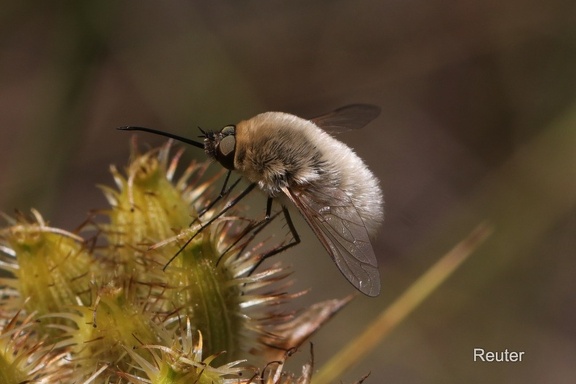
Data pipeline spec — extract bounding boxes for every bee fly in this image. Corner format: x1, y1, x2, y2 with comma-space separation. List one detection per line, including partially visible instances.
119, 104, 383, 296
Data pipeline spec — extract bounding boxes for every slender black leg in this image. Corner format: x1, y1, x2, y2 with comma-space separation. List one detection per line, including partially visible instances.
216, 210, 282, 266
186, 171, 242, 233
163, 182, 257, 270
248, 204, 301, 274
200, 169, 232, 215
196, 170, 242, 220
265, 195, 274, 219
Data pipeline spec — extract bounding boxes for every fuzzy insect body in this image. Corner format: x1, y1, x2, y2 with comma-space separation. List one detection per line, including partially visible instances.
233, 112, 383, 232
119, 104, 384, 296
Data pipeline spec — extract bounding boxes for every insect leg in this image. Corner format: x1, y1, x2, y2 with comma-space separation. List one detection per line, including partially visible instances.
213, 196, 275, 267
248, 204, 301, 274
163, 181, 257, 270
216, 210, 282, 267
265, 195, 274, 219
196, 170, 242, 219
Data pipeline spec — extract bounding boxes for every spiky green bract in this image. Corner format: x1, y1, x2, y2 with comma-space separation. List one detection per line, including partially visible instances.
98, 142, 276, 360
0, 312, 73, 383
0, 210, 93, 317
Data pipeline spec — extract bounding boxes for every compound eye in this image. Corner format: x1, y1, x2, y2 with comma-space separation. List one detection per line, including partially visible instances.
221, 125, 236, 136
216, 134, 236, 170
219, 135, 235, 157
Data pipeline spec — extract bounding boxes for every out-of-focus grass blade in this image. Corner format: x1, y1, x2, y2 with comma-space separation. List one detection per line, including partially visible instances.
312, 222, 493, 384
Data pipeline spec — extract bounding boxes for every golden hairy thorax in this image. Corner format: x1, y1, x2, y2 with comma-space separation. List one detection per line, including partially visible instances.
234, 113, 329, 195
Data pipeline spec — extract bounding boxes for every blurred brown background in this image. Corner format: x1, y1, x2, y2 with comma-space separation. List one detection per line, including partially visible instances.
1, 1, 575, 382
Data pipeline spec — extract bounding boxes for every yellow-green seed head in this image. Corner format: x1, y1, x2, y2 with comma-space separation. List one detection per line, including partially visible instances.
0, 141, 349, 383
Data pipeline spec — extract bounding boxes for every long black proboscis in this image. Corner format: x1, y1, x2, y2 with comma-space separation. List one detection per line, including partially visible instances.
118, 126, 204, 149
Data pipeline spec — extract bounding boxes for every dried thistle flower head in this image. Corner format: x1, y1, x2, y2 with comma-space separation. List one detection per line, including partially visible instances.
0, 140, 350, 383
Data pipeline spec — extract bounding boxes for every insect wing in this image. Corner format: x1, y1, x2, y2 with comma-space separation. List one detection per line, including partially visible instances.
310, 104, 381, 133
282, 186, 381, 296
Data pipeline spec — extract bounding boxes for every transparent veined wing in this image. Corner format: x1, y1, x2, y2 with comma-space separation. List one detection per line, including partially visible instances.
282, 185, 381, 297
310, 104, 381, 133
